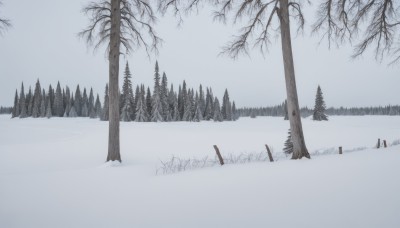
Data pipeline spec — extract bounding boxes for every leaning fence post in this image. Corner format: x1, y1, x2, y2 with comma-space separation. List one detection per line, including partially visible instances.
377, 138, 381, 149
213, 145, 224, 166
383, 140, 387, 148
265, 144, 274, 162
339, 146, 342, 155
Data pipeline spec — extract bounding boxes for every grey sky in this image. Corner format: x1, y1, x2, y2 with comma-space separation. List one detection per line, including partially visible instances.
0, 0, 399, 108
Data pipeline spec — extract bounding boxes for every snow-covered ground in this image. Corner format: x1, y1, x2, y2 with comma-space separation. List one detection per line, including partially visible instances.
1, 115, 399, 228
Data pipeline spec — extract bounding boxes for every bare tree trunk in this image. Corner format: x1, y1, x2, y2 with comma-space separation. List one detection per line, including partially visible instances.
107, 0, 121, 162
278, 0, 310, 159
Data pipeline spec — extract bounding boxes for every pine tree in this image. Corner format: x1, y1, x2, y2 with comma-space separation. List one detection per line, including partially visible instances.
172, 97, 179, 121
151, 62, 163, 122
65, 87, 71, 115
40, 90, 46, 117
160, 72, 169, 120
53, 81, 64, 117
313, 85, 328, 121
120, 62, 134, 121
146, 87, 152, 119
69, 95, 78, 118
82, 88, 89, 117
75, 85, 82, 116
213, 97, 223, 122
27, 87, 33, 116
180, 81, 187, 120
45, 95, 52, 118
177, 85, 182, 120
222, 89, 232, 121
89, 88, 96, 118
283, 128, 293, 155
135, 90, 147, 122
48, 85, 55, 114
193, 99, 203, 122
168, 84, 176, 119
12, 90, 19, 118
134, 85, 140, 109
232, 101, 238, 121
101, 84, 109, 121
95, 94, 102, 118
182, 90, 193, 121
204, 88, 213, 120
19, 83, 27, 118
199, 84, 205, 116
82, 102, 89, 117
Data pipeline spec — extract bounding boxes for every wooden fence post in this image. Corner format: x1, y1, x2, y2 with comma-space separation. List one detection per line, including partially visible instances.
383, 140, 387, 148
265, 144, 274, 162
377, 138, 381, 149
339, 146, 342, 155
213, 145, 224, 166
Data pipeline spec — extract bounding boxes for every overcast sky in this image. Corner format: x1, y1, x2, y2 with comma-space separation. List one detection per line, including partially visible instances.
0, 0, 399, 108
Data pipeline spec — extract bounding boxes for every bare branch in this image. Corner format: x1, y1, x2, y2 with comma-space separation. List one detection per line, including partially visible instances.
313, 0, 400, 63
0, 0, 11, 35
80, 0, 162, 57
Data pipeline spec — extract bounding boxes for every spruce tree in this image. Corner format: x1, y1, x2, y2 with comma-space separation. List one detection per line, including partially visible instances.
283, 128, 293, 155
69, 95, 78, 118
135, 90, 147, 122
82, 88, 89, 117
168, 84, 176, 119
89, 88, 96, 118
222, 89, 232, 121
172, 97, 180, 121
199, 84, 205, 116
40, 90, 46, 117
146, 87, 152, 118
45, 95, 52, 118
213, 97, 223, 122
48, 85, 55, 114
95, 94, 102, 118
232, 101, 238, 121
120, 62, 134, 121
27, 87, 33, 116
101, 84, 109, 121
12, 90, 19, 118
193, 99, 203, 122
53, 81, 64, 117
75, 85, 82, 116
182, 91, 193, 121
65, 86, 71, 114
19, 83, 27, 118
160, 72, 169, 120
313, 85, 328, 121
82, 103, 89, 117
151, 62, 163, 122
134, 85, 140, 109
177, 85, 182, 120
180, 81, 187, 120
204, 88, 213, 120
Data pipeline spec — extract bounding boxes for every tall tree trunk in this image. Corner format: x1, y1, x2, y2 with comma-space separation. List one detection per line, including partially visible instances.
107, 0, 122, 162
278, 0, 310, 159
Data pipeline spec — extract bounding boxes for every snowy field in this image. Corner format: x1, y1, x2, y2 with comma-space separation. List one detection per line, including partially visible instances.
1, 115, 400, 228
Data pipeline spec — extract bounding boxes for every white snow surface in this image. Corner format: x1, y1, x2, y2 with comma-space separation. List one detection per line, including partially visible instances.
0, 115, 400, 228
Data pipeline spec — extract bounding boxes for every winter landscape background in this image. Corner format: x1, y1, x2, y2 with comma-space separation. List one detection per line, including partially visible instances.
1, 0, 400, 227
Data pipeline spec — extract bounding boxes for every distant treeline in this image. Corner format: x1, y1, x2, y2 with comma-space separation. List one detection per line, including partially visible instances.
9, 61, 238, 122
238, 104, 400, 118
0, 106, 12, 114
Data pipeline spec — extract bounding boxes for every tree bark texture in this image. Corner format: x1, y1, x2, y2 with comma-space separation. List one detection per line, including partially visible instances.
107, 0, 122, 162
278, 0, 310, 159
